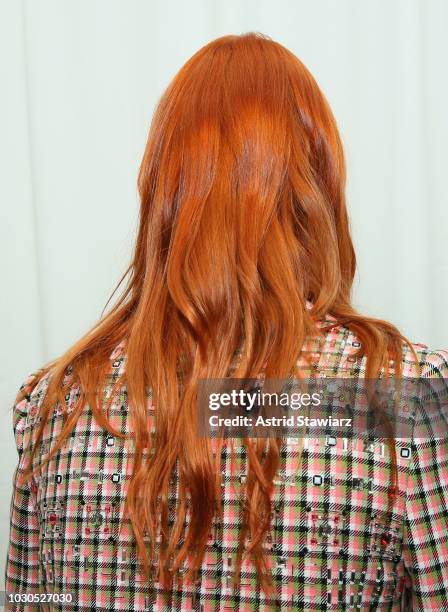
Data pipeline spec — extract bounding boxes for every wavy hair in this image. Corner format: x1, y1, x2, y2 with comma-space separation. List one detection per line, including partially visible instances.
19, 32, 416, 595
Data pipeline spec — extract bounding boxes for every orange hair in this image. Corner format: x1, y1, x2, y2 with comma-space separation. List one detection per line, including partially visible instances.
19, 32, 415, 595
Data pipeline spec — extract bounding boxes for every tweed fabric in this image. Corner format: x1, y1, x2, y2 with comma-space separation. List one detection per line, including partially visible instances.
5, 322, 448, 611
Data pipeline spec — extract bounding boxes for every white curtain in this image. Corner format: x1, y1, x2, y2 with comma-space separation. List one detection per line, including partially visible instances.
1, 0, 447, 582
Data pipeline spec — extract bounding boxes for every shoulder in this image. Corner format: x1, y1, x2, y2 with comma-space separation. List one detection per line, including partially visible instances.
322, 319, 448, 377
11, 369, 53, 455
401, 342, 448, 378
12, 340, 128, 451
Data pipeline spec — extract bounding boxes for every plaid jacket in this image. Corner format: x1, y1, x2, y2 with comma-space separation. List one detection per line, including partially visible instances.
5, 323, 448, 611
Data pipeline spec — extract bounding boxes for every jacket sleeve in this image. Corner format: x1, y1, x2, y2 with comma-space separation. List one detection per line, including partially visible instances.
401, 350, 448, 610
4, 374, 43, 610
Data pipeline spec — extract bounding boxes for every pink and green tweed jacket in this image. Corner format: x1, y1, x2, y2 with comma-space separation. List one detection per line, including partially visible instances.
5, 323, 448, 611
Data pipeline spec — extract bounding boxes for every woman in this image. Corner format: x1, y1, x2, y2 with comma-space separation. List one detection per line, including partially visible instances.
5, 32, 448, 611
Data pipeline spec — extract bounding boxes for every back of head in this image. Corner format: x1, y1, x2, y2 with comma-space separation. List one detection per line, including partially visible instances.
136, 31, 355, 381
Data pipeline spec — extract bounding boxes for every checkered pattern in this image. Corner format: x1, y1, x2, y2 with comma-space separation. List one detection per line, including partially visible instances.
5, 324, 448, 611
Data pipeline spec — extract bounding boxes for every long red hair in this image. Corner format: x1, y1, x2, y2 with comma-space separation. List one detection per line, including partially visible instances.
19, 32, 415, 595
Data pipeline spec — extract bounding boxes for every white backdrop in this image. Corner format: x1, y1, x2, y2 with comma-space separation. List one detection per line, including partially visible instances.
1, 0, 447, 585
